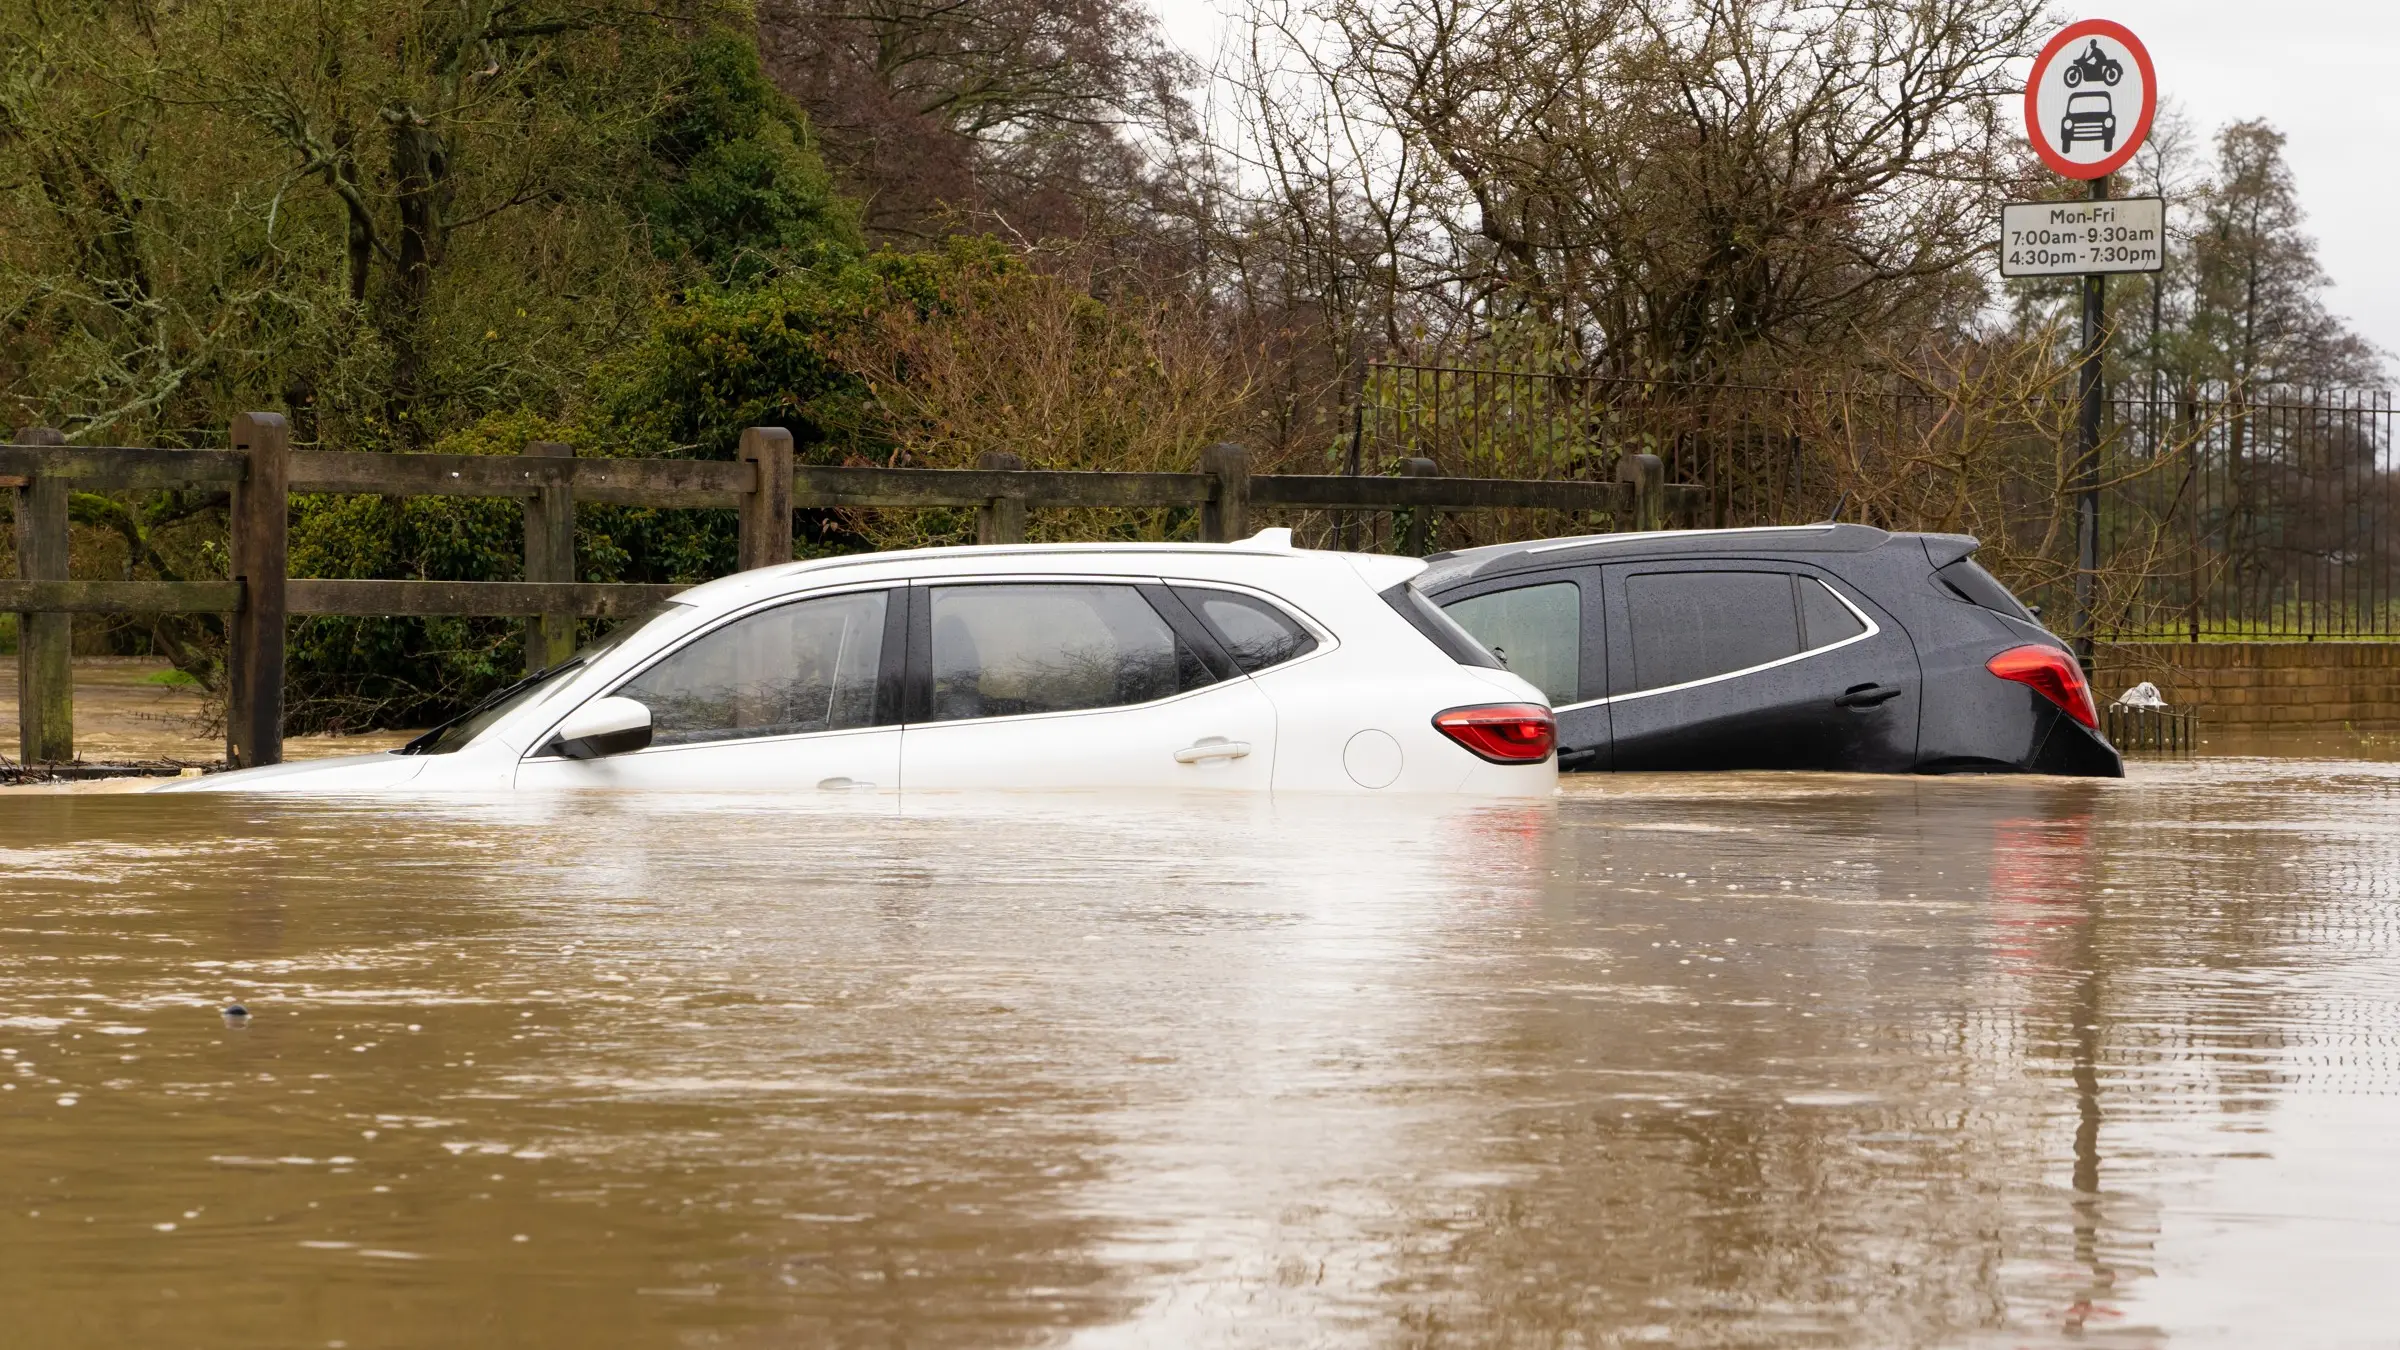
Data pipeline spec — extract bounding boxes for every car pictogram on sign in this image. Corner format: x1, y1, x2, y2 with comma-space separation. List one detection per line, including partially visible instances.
2061, 93, 2117, 153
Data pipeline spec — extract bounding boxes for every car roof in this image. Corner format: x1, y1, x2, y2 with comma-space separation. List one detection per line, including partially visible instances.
663, 528, 1426, 610
1418, 524, 1979, 589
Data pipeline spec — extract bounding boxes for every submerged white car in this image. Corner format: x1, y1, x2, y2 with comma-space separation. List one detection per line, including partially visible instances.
162, 531, 1557, 797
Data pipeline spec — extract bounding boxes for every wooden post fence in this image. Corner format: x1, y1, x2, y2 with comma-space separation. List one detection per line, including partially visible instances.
975, 451, 1028, 545
1401, 456, 1440, 556
1200, 443, 1249, 542
0, 419, 1702, 769
10, 426, 71, 764
1617, 452, 1666, 533
524, 441, 577, 675
737, 427, 794, 570
226, 412, 289, 769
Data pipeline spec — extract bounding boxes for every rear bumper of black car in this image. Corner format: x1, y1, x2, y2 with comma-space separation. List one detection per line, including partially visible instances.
2025, 713, 2125, 778
1913, 705, 2123, 778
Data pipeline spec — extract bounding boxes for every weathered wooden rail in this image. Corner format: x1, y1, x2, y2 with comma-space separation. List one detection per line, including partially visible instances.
6, 414, 1693, 768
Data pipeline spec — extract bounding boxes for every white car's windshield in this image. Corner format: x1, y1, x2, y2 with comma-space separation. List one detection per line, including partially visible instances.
398, 602, 695, 755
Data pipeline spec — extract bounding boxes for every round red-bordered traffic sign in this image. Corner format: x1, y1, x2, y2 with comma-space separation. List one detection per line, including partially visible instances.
2023, 19, 2156, 180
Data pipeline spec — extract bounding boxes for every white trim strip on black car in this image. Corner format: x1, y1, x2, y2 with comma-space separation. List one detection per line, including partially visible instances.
1554, 578, 1880, 713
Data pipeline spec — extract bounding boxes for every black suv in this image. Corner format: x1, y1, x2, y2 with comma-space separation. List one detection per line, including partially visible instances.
1416, 525, 2122, 777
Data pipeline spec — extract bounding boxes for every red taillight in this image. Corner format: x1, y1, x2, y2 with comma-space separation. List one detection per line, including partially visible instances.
1986, 644, 2098, 728
1433, 703, 1556, 763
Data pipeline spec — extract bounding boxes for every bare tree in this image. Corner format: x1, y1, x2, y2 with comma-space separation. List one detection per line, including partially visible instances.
1211, 0, 2047, 385
757, 0, 1202, 253
827, 243, 1254, 543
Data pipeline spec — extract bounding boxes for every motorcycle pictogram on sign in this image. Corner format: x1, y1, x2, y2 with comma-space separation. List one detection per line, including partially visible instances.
2062, 40, 2123, 88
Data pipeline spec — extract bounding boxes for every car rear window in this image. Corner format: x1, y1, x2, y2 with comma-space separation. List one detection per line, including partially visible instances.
1935, 557, 2037, 623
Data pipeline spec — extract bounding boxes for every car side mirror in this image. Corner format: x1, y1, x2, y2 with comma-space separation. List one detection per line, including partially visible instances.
545, 696, 653, 760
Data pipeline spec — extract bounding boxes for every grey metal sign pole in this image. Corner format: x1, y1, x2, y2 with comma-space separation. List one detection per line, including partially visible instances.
2074, 173, 2108, 669
2015, 18, 2158, 669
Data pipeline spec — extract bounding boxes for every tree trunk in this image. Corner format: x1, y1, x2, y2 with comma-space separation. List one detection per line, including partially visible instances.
336, 123, 372, 305
383, 101, 450, 442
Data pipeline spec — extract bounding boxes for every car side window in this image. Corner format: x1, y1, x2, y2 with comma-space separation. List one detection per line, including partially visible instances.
616, 590, 889, 746
1170, 587, 1318, 673
1624, 571, 1802, 691
928, 584, 1214, 722
1799, 577, 1868, 648
1624, 571, 1875, 693
1440, 581, 1579, 705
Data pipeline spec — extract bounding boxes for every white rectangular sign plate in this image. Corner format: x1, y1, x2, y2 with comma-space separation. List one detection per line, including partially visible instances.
1999, 197, 2166, 276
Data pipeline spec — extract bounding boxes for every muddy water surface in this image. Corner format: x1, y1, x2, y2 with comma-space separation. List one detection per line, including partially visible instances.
4, 763, 2398, 1347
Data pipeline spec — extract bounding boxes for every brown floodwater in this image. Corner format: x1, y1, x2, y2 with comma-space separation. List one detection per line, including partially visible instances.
4, 764, 2397, 1347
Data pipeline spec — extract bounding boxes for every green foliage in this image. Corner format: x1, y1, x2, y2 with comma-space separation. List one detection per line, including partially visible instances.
0, 4, 889, 730
1, 0, 1174, 733
599, 238, 1016, 463
0, 4, 863, 449
279, 407, 755, 731
284, 413, 555, 730
640, 35, 861, 283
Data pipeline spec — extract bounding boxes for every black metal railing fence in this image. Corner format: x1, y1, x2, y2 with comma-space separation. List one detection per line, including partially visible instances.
2102, 388, 2399, 639
1356, 362, 2400, 641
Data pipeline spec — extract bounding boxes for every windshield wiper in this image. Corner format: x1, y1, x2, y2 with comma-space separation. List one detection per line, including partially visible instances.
396, 659, 583, 756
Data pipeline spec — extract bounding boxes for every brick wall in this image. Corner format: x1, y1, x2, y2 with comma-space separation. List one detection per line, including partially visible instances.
2093, 642, 2400, 730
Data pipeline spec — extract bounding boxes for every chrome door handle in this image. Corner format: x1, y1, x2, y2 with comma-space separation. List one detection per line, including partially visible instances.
1175, 737, 1253, 764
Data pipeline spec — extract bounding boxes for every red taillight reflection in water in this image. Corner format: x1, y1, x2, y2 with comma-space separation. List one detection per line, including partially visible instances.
1433, 703, 1556, 763
1985, 644, 2099, 729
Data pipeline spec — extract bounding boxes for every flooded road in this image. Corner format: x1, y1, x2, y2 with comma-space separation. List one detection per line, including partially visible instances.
4, 763, 2398, 1347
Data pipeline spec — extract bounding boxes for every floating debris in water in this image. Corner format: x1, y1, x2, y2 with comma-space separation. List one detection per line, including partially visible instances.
222, 1005, 249, 1024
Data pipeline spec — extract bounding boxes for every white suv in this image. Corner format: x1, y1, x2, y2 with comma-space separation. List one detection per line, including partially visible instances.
162, 531, 1557, 797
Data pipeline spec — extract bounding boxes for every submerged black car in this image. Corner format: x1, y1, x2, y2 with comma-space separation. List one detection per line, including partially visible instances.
1416, 524, 2123, 777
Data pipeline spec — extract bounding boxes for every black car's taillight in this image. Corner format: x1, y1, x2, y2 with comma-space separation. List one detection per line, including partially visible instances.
1433, 703, 1556, 763
1986, 644, 2098, 729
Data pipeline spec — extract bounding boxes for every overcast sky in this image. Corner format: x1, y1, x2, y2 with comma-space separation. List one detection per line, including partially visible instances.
1148, 1, 2400, 380
2104, 1, 2400, 371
